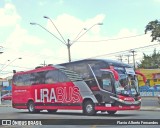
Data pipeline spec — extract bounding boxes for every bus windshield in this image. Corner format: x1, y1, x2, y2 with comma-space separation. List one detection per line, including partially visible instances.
115, 74, 139, 96
92, 66, 139, 96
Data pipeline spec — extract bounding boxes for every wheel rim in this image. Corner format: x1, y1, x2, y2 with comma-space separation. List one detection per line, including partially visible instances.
29, 103, 34, 112
86, 104, 93, 113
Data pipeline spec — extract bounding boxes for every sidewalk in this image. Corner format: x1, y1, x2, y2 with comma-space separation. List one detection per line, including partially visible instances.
140, 96, 160, 111
0, 103, 11, 107
0, 100, 12, 107
140, 106, 160, 111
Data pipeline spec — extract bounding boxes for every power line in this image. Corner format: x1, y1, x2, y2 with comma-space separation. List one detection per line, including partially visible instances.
85, 42, 160, 59
1, 42, 159, 77
116, 55, 123, 62
0, 63, 32, 70
2, 46, 68, 61
75, 34, 146, 42
1, 33, 151, 62
2, 42, 160, 64
124, 54, 132, 64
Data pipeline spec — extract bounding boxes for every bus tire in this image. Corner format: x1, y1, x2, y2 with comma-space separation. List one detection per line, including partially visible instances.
28, 101, 39, 113
83, 100, 96, 116
47, 110, 57, 113
107, 111, 117, 115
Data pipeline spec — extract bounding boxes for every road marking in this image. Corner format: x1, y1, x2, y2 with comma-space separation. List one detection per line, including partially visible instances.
91, 125, 97, 128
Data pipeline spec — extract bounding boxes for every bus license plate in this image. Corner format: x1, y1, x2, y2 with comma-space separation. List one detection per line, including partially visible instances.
105, 104, 111, 107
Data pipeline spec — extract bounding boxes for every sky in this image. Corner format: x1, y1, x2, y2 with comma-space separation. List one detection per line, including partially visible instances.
0, 0, 160, 78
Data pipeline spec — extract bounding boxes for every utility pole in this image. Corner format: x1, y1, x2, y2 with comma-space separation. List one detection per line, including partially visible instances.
67, 39, 71, 62
31, 17, 103, 62
41, 61, 46, 66
130, 49, 136, 70
124, 54, 132, 64
116, 55, 123, 62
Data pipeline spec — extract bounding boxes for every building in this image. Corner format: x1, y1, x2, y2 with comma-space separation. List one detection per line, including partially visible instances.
137, 69, 160, 87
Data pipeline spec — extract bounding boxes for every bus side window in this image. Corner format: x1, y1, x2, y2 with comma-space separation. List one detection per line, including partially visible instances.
102, 79, 112, 91
23, 74, 31, 86
101, 73, 113, 92
45, 70, 70, 84
85, 78, 97, 88
58, 71, 70, 82
13, 75, 22, 86
45, 70, 59, 84
32, 72, 45, 85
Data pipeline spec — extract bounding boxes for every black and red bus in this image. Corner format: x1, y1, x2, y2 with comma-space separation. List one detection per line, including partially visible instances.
12, 59, 141, 115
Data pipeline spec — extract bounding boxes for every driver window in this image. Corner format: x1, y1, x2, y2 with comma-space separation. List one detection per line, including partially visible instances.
101, 73, 113, 92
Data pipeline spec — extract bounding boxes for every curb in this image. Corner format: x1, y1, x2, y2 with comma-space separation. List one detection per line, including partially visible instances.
0, 104, 11, 107
140, 106, 160, 111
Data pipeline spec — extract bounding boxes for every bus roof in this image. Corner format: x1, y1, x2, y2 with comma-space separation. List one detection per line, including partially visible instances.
13, 66, 56, 75
59, 59, 132, 68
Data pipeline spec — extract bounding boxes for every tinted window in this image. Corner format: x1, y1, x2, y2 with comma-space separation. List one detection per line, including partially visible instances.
13, 69, 70, 86
33, 72, 45, 85
45, 70, 59, 84
13, 75, 24, 86
45, 70, 70, 84
98, 72, 113, 92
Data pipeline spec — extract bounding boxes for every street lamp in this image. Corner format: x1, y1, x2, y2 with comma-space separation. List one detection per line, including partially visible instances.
0, 60, 10, 70
72, 22, 103, 43
31, 16, 103, 62
43, 16, 67, 44
30, 22, 65, 45
44, 17, 103, 62
73, 28, 87, 42
0, 57, 22, 72
66, 23, 103, 62
0, 46, 3, 54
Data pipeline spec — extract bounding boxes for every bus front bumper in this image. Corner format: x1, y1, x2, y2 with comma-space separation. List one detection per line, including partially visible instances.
95, 105, 141, 111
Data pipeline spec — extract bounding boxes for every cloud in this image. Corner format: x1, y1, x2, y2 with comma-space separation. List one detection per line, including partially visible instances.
70, 29, 153, 62
43, 13, 106, 62
0, 3, 21, 27
4, 24, 45, 50
154, 0, 160, 3
58, 0, 64, 4
1, 11, 156, 78
46, 13, 105, 42
18, 13, 154, 63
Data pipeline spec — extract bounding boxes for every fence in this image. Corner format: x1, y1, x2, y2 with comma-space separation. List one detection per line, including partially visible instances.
140, 90, 160, 96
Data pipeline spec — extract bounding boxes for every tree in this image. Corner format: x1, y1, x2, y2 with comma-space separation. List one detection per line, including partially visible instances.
138, 49, 160, 69
145, 20, 160, 42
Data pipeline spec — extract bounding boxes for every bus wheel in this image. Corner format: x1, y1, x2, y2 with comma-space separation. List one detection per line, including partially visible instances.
83, 100, 96, 116
107, 111, 117, 115
47, 110, 57, 113
28, 101, 38, 113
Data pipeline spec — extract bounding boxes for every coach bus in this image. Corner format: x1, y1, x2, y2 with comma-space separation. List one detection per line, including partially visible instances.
12, 59, 141, 115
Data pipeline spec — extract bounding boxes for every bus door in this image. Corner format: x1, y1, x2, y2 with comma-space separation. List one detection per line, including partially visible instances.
88, 65, 117, 103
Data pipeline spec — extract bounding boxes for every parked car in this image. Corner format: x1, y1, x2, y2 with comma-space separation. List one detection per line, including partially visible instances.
1, 93, 12, 101
158, 95, 160, 104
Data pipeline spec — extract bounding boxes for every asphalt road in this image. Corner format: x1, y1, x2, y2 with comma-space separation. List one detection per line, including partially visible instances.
0, 107, 160, 119
0, 107, 160, 128
0, 97, 160, 127
141, 96, 159, 107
